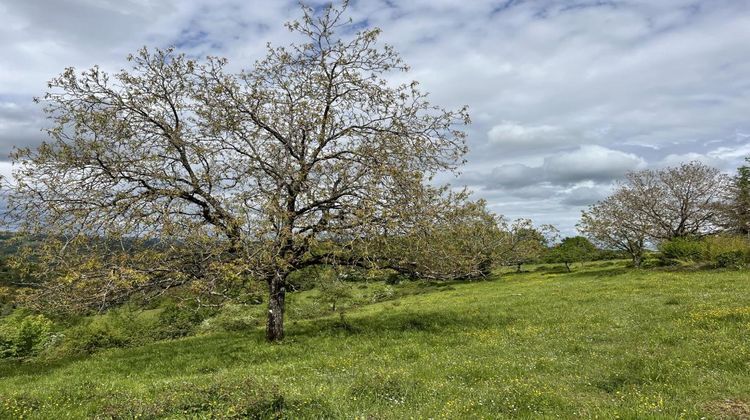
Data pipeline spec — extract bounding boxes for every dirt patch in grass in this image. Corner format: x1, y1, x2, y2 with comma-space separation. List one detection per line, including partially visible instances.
703, 399, 750, 419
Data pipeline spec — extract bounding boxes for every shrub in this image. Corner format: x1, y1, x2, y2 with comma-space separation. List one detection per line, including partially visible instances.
0, 310, 55, 358
715, 251, 746, 268
546, 236, 598, 272
658, 237, 706, 265
703, 235, 750, 268
371, 285, 396, 303
315, 270, 353, 313
46, 302, 216, 357
153, 302, 215, 339
56, 310, 141, 355
384, 272, 404, 285
657, 235, 750, 268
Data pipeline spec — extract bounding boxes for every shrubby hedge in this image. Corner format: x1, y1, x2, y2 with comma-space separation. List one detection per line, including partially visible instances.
658, 235, 750, 268
703, 235, 750, 268
52, 303, 217, 356
659, 238, 705, 264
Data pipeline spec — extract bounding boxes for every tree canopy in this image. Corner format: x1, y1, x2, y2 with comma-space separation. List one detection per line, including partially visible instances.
722, 157, 750, 237
579, 161, 729, 265
5, 2, 470, 341
549, 236, 597, 272
618, 162, 728, 240
496, 218, 557, 272
578, 190, 648, 267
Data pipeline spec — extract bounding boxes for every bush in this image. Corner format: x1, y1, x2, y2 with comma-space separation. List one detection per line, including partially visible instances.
703, 235, 750, 268
546, 236, 598, 272
315, 270, 353, 313
658, 235, 750, 268
153, 302, 215, 339
371, 285, 396, 303
56, 308, 146, 355
0, 310, 55, 358
658, 238, 706, 265
40, 302, 217, 357
715, 251, 746, 268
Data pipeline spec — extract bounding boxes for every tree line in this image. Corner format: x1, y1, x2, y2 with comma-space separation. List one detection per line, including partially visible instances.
1, 1, 747, 343
578, 159, 750, 267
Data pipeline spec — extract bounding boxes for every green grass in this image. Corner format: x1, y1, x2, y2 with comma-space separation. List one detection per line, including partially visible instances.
1, 261, 749, 418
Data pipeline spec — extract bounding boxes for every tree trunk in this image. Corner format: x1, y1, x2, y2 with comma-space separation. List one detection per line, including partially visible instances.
516, 263, 522, 273
266, 273, 286, 342
564, 262, 571, 272
632, 253, 643, 268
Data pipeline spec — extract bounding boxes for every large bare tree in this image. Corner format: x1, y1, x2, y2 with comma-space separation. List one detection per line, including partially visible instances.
5, 2, 469, 341
578, 162, 729, 260
618, 162, 729, 241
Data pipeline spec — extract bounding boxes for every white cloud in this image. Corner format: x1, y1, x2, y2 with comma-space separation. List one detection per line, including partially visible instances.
656, 142, 750, 171
544, 145, 647, 183
487, 121, 573, 152
1, 0, 749, 233
465, 145, 646, 190
560, 184, 613, 206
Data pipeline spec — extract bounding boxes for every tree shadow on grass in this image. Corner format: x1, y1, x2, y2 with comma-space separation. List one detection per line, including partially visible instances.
286, 307, 516, 340
562, 266, 632, 279
26, 308, 515, 378
0, 332, 272, 380
0, 356, 88, 379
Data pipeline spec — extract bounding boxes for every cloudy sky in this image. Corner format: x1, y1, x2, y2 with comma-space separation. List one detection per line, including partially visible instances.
1, 0, 749, 235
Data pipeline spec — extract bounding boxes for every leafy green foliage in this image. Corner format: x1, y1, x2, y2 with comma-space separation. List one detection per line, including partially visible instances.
197, 304, 260, 334
51, 303, 214, 356
54, 307, 148, 355
0, 310, 55, 358
703, 235, 750, 268
723, 157, 750, 235
659, 235, 750, 267
153, 301, 216, 340
315, 269, 353, 313
547, 236, 598, 271
0, 263, 748, 418
658, 237, 705, 265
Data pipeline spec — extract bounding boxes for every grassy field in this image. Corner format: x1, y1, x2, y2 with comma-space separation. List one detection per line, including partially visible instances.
1, 261, 749, 418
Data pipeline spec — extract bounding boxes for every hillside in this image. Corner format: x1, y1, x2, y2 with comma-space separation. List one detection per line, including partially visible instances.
1, 262, 749, 418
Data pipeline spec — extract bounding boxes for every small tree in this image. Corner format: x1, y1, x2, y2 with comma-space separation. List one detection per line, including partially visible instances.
366, 194, 503, 280
4, 2, 469, 341
549, 236, 597, 272
578, 190, 648, 267
722, 157, 750, 237
497, 218, 557, 272
315, 269, 352, 313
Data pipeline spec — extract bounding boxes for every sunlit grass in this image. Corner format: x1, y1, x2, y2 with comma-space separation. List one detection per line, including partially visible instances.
1, 261, 748, 418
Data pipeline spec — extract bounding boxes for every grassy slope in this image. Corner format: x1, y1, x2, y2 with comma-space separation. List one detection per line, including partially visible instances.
1, 262, 749, 418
